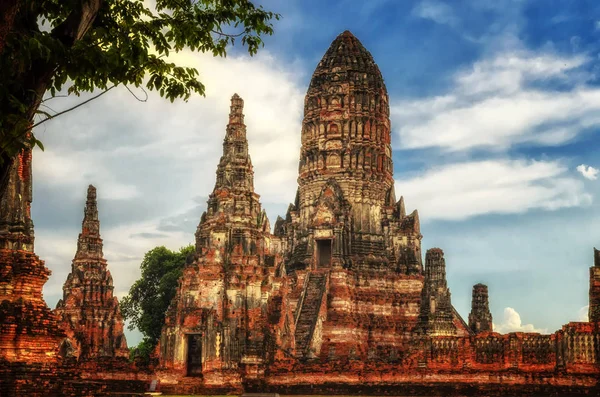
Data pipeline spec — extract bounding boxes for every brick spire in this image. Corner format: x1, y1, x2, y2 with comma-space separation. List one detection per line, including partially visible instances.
0, 146, 64, 363
0, 148, 34, 251
468, 283, 493, 333
75, 185, 103, 260
214, 93, 254, 191
55, 185, 128, 360
195, 94, 263, 252
418, 248, 456, 336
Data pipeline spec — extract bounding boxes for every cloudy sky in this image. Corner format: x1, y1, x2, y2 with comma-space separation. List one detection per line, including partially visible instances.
33, 0, 600, 344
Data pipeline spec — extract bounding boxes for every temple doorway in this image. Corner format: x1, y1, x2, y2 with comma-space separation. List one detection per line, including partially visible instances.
316, 239, 332, 268
186, 334, 202, 376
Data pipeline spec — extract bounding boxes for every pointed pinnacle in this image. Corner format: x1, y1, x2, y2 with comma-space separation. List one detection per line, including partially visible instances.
87, 184, 97, 201
83, 184, 99, 228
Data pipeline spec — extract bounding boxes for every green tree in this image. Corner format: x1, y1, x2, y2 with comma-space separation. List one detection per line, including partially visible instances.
0, 0, 279, 198
120, 244, 195, 361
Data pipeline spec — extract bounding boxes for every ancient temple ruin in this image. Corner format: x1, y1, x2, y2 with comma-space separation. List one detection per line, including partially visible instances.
0, 146, 63, 363
156, 31, 600, 395
159, 94, 283, 390
0, 30, 599, 396
55, 185, 129, 361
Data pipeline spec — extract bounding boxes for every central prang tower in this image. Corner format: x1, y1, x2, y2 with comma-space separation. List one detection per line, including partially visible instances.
298, 30, 394, 229
281, 31, 421, 274
272, 31, 466, 362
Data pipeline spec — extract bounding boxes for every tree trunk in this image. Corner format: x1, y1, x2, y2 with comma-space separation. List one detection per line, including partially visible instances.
0, 0, 20, 54
0, 0, 105, 204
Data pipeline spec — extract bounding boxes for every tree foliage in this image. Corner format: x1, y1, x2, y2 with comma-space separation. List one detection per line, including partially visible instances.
0, 0, 279, 196
120, 245, 195, 359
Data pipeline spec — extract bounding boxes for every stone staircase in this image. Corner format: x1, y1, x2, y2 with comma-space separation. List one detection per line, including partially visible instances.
294, 272, 327, 357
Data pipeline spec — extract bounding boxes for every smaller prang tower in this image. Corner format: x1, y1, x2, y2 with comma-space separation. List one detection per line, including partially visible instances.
54, 185, 129, 360
418, 248, 456, 336
0, 146, 63, 363
468, 283, 493, 333
588, 248, 600, 323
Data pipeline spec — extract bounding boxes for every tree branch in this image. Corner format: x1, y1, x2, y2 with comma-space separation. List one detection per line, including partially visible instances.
125, 85, 148, 102
211, 29, 244, 38
41, 93, 70, 103
30, 85, 116, 130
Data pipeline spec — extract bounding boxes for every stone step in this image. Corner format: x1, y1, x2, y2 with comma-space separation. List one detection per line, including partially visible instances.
294, 272, 327, 356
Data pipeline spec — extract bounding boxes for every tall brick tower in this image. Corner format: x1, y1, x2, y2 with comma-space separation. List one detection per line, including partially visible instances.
282, 30, 422, 272
0, 148, 63, 363
297, 30, 394, 232
418, 248, 457, 336
54, 185, 129, 360
271, 31, 468, 363
588, 248, 600, 323
468, 283, 493, 333
0, 149, 34, 251
160, 95, 283, 389
194, 93, 265, 252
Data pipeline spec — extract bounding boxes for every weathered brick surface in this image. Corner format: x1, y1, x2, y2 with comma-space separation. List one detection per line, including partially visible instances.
0, 152, 142, 395
2, 30, 600, 396
155, 30, 600, 395
469, 283, 493, 334
0, 249, 63, 362
54, 185, 129, 361
158, 94, 284, 392
0, 146, 63, 365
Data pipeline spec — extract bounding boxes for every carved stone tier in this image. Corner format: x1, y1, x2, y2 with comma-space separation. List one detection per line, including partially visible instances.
0, 149, 34, 251
54, 185, 128, 361
418, 248, 459, 336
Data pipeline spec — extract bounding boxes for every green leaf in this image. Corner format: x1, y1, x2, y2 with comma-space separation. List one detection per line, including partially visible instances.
0, 0, 280, 159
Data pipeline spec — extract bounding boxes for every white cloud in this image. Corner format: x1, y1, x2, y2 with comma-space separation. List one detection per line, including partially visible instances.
576, 164, 599, 180
578, 305, 589, 322
392, 50, 600, 152
412, 0, 458, 27
493, 307, 547, 334
395, 159, 591, 221
455, 52, 587, 96
34, 150, 141, 200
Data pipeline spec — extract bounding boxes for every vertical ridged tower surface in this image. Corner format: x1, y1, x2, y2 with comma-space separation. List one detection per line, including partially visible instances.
195, 94, 265, 253
468, 283, 493, 333
589, 248, 600, 323
0, 149, 34, 251
298, 30, 393, 234
419, 248, 456, 336
54, 185, 128, 360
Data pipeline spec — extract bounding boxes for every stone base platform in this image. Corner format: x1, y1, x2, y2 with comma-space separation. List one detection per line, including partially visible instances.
0, 359, 150, 397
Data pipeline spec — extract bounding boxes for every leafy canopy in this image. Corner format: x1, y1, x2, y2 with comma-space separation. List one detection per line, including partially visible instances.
0, 0, 279, 158
120, 245, 195, 355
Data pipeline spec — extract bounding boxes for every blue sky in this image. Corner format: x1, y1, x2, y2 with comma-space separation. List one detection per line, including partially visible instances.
33, 0, 600, 344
